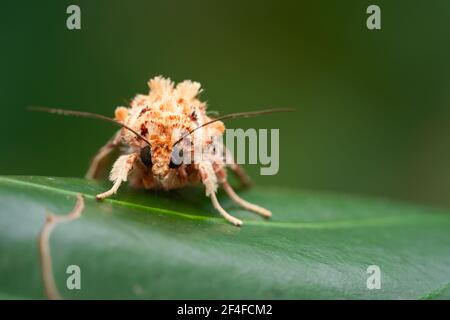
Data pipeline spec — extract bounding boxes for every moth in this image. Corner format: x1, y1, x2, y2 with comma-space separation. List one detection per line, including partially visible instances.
31, 76, 292, 226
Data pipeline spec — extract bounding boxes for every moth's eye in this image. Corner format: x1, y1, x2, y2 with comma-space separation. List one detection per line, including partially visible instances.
169, 148, 183, 169
140, 145, 152, 167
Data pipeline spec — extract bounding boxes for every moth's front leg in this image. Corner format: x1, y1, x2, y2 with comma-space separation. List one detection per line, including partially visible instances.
96, 153, 137, 200
198, 161, 243, 226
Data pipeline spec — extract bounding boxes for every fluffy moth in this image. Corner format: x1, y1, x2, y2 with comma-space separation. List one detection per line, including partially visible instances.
31, 76, 292, 226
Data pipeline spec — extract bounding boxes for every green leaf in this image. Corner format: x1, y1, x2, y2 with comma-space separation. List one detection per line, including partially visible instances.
0, 176, 449, 299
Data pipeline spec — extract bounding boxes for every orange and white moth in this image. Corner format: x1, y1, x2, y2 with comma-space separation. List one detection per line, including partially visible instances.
31, 76, 292, 226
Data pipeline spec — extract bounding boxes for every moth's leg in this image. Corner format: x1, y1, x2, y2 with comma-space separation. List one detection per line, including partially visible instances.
85, 131, 121, 180
229, 163, 252, 188
96, 153, 137, 200
199, 162, 243, 226
210, 192, 243, 226
222, 180, 272, 218
223, 145, 252, 187
216, 166, 270, 218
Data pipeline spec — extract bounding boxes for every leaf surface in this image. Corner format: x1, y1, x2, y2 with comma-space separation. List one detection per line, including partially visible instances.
0, 176, 449, 299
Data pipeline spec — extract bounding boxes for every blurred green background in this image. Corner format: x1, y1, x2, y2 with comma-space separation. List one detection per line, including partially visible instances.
1, 0, 449, 207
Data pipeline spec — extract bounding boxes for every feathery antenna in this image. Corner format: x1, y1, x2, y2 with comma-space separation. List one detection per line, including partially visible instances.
29, 106, 295, 148
28, 106, 152, 146
172, 108, 295, 146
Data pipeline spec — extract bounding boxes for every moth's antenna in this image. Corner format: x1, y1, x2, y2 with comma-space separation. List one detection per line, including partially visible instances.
28, 106, 152, 146
173, 108, 295, 147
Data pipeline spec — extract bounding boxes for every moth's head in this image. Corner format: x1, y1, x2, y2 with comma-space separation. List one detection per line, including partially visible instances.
139, 137, 184, 180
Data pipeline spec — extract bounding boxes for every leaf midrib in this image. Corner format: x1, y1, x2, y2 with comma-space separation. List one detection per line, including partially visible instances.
0, 176, 448, 230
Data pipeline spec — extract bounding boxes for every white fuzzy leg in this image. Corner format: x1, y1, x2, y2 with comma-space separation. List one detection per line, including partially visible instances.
222, 181, 272, 218
210, 192, 243, 226
96, 154, 137, 200
86, 131, 121, 180
198, 162, 243, 226
198, 162, 218, 196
